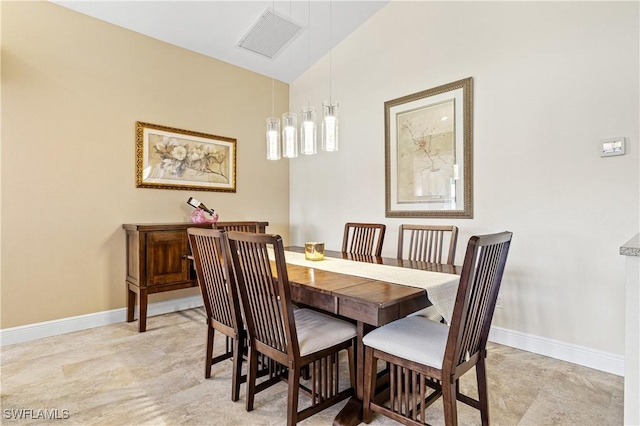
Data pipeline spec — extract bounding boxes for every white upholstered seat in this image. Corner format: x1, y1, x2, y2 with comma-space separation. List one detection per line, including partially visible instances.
294, 308, 357, 356
362, 315, 449, 369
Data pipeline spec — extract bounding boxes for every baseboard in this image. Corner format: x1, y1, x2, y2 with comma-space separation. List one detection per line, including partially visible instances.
489, 325, 624, 376
0, 295, 204, 347
0, 300, 624, 377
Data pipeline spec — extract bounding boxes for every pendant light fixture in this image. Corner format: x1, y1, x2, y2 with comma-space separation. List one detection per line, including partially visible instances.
300, 106, 317, 155
282, 112, 298, 158
266, 74, 282, 160
299, 0, 317, 156
261, 0, 339, 161
281, 0, 298, 159
322, 0, 338, 152
266, 120, 281, 161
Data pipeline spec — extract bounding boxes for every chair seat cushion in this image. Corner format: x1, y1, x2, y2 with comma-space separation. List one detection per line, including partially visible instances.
362, 316, 449, 369
294, 309, 357, 356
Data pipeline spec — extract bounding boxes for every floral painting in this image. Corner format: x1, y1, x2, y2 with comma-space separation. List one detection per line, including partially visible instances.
136, 122, 236, 192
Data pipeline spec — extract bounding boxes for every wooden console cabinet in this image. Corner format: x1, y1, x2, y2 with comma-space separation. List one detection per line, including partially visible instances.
123, 222, 268, 332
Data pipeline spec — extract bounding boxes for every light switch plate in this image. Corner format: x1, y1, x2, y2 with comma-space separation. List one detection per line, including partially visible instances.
600, 137, 626, 157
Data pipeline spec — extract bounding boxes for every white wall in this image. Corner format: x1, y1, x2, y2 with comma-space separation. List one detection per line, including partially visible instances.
289, 1, 639, 359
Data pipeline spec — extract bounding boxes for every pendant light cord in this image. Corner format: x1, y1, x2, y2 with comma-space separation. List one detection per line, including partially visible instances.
271, 0, 276, 117
307, 0, 311, 109
289, 0, 293, 76
329, 0, 332, 105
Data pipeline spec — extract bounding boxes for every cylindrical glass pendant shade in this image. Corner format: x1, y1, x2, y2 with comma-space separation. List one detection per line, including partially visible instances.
282, 113, 299, 158
299, 106, 317, 155
322, 101, 339, 152
266, 117, 281, 161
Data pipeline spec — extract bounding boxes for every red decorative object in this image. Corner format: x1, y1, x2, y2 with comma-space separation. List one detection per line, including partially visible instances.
190, 208, 219, 224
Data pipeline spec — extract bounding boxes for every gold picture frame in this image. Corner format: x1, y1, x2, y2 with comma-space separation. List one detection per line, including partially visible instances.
135, 121, 237, 192
385, 77, 473, 218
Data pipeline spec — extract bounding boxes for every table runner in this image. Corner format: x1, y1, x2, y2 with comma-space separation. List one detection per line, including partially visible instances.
277, 249, 460, 324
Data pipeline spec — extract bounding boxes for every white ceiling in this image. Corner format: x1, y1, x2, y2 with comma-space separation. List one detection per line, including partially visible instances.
52, 0, 389, 83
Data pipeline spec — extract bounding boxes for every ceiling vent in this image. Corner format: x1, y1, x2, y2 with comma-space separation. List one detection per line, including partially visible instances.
237, 8, 304, 60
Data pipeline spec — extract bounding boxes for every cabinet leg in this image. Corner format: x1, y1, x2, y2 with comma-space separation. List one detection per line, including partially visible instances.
139, 289, 148, 332
127, 285, 136, 323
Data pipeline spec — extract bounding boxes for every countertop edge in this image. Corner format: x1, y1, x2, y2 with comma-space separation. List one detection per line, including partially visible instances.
620, 233, 640, 257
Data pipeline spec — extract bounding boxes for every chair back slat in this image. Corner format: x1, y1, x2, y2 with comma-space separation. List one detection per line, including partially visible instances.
187, 228, 241, 333
443, 232, 512, 373
214, 221, 262, 233
397, 224, 458, 264
342, 223, 386, 256
226, 231, 298, 357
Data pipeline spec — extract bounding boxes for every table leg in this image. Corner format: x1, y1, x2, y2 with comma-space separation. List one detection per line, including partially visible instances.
356, 321, 375, 398
334, 321, 374, 426
333, 397, 363, 426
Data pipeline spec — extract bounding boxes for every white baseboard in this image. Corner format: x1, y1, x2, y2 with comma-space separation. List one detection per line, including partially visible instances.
489, 325, 624, 376
0, 299, 624, 377
0, 295, 204, 347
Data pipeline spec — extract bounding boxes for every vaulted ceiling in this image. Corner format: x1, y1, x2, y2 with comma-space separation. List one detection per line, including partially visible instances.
52, 1, 389, 83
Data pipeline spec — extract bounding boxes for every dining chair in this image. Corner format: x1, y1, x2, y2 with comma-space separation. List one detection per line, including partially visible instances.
362, 231, 513, 426
399, 225, 459, 323
224, 231, 357, 425
187, 227, 245, 401
342, 222, 386, 256
397, 224, 459, 264
213, 221, 263, 233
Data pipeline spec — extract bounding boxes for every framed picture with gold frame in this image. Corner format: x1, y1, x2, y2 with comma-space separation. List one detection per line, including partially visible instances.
135, 121, 236, 192
385, 77, 473, 218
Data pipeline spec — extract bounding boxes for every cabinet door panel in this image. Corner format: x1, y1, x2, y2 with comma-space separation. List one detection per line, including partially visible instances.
147, 231, 189, 285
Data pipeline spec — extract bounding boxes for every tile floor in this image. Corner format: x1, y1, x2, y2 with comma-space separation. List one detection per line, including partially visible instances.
0, 309, 624, 425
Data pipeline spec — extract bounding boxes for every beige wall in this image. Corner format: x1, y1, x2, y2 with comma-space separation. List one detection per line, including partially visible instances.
289, 1, 639, 357
1, 1, 290, 328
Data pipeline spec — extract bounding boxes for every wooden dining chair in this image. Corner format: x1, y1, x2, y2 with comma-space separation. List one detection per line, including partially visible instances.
187, 227, 245, 401
213, 221, 263, 233
363, 231, 513, 426
397, 224, 459, 264
342, 222, 386, 256
224, 231, 357, 425
399, 225, 459, 322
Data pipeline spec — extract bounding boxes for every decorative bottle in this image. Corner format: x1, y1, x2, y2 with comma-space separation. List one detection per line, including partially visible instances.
186, 197, 214, 216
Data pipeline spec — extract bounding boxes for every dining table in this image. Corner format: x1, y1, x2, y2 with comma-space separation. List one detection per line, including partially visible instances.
281, 246, 461, 426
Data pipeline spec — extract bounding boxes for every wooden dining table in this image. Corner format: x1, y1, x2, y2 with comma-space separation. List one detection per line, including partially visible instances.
282, 247, 461, 426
